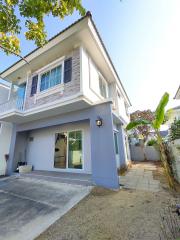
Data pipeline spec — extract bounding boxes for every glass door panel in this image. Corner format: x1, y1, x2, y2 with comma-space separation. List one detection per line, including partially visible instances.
68, 131, 82, 169
17, 83, 26, 99
114, 132, 120, 168
54, 133, 67, 168
16, 83, 26, 110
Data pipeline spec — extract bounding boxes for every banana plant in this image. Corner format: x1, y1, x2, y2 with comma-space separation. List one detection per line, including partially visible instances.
126, 92, 175, 189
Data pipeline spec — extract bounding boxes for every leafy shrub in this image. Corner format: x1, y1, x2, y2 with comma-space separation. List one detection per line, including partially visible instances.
169, 119, 180, 141
147, 139, 157, 146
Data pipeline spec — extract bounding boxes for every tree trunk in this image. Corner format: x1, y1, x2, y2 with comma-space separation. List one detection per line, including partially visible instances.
140, 139, 147, 161
156, 131, 175, 189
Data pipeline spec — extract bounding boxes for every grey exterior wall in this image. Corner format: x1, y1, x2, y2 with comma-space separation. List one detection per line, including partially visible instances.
7, 102, 119, 189
13, 132, 28, 171
26, 121, 91, 173
113, 124, 130, 169
130, 145, 160, 161
24, 48, 80, 110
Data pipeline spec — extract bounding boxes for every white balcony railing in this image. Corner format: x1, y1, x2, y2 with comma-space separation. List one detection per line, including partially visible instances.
0, 97, 24, 115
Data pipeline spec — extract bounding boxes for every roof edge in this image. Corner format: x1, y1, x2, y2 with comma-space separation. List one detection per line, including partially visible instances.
0, 10, 131, 106
89, 16, 132, 106
174, 85, 180, 99
0, 12, 91, 76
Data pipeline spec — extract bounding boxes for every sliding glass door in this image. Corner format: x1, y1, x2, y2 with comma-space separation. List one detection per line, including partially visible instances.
54, 133, 67, 168
68, 131, 82, 169
54, 130, 83, 170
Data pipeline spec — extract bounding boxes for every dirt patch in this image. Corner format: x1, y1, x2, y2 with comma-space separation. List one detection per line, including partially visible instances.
153, 162, 180, 194
36, 187, 179, 240
36, 163, 180, 240
118, 161, 132, 176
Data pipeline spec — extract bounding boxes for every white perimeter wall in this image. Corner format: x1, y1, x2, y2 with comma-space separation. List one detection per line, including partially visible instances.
26, 121, 91, 174
130, 145, 160, 161
0, 122, 13, 175
169, 139, 180, 183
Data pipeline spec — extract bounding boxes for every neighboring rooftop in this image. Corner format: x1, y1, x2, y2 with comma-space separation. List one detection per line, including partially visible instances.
172, 105, 180, 110
174, 85, 180, 99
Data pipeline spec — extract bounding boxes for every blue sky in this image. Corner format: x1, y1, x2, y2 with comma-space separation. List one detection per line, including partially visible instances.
0, 0, 180, 112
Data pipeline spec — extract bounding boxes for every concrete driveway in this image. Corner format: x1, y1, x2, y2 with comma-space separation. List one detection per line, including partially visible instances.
0, 175, 92, 240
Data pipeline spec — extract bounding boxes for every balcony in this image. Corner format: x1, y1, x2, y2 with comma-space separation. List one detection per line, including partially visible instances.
0, 93, 92, 124
0, 97, 24, 114
0, 97, 25, 123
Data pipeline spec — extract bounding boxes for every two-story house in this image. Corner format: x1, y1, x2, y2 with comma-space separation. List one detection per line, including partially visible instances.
0, 12, 131, 189
168, 86, 180, 124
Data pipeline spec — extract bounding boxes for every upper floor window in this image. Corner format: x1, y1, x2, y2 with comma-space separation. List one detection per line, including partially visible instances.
99, 76, 107, 98
40, 65, 62, 92
117, 91, 129, 117
125, 102, 129, 116
30, 57, 72, 96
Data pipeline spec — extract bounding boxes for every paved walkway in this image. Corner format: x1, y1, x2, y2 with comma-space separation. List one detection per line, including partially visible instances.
119, 162, 161, 192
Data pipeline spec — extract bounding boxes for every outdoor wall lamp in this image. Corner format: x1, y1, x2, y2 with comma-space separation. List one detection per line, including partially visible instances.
96, 117, 103, 127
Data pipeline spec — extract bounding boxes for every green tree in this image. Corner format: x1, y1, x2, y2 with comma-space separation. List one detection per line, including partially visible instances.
126, 92, 175, 189
0, 0, 86, 57
130, 110, 154, 161
130, 110, 154, 140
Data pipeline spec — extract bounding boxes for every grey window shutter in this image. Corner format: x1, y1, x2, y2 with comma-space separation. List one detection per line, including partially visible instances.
31, 75, 38, 96
64, 58, 72, 83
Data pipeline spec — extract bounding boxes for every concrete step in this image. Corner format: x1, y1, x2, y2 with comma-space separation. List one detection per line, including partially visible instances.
20, 172, 94, 187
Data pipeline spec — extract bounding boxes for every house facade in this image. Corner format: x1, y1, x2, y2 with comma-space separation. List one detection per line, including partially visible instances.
0, 12, 131, 189
166, 86, 180, 125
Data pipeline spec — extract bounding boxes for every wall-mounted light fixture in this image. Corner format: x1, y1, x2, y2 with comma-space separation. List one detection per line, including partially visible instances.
96, 117, 103, 127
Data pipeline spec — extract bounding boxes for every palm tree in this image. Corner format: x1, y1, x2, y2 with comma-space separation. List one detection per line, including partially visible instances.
126, 92, 175, 189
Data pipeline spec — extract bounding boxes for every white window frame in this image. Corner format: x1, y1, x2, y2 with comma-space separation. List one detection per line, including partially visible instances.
54, 129, 84, 171
32, 56, 65, 99
38, 62, 64, 93
117, 90, 122, 113
98, 73, 108, 98
88, 57, 109, 100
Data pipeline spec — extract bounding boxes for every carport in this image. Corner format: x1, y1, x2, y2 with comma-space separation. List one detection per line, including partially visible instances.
0, 175, 92, 240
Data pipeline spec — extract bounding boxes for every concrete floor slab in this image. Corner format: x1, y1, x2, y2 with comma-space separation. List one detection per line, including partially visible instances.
0, 176, 92, 240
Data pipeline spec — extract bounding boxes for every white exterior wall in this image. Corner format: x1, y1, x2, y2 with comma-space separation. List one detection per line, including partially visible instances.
117, 94, 129, 123
168, 109, 180, 125
0, 122, 13, 175
81, 48, 104, 102
0, 85, 12, 175
26, 121, 91, 174
81, 48, 129, 124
